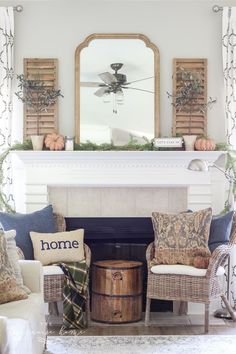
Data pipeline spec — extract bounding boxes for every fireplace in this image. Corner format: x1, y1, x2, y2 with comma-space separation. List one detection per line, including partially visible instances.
65, 216, 171, 311
11, 150, 225, 314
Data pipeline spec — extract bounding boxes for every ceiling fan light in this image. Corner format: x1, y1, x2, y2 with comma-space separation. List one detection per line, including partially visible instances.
103, 92, 111, 103
116, 90, 124, 105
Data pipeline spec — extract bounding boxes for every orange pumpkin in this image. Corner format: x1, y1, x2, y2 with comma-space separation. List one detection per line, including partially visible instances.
194, 137, 216, 151
44, 133, 65, 151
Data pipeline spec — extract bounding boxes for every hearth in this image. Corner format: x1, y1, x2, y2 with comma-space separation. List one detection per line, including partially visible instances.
65, 216, 172, 312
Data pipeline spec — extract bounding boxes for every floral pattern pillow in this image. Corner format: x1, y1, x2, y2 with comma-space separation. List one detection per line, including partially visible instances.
0, 231, 28, 304
151, 208, 212, 266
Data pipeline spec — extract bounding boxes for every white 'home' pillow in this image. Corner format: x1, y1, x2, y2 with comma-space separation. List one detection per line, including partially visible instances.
29, 229, 84, 265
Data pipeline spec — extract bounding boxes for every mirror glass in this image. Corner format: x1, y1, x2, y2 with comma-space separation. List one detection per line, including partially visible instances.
75, 34, 160, 144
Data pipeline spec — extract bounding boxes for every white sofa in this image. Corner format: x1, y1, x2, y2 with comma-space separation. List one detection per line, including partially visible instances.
0, 260, 46, 354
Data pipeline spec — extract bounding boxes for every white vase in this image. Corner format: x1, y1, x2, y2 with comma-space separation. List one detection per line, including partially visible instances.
31, 135, 44, 151
183, 135, 197, 151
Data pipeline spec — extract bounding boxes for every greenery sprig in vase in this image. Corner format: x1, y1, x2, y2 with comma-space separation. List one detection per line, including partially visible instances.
15, 74, 63, 149
167, 67, 216, 135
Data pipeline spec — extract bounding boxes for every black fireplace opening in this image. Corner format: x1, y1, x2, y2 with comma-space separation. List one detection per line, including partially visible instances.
65, 217, 173, 312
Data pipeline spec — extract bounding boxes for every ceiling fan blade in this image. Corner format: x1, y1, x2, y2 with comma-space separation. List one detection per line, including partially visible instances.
80, 82, 106, 87
124, 76, 154, 85
99, 72, 117, 85
94, 87, 108, 97
122, 86, 154, 94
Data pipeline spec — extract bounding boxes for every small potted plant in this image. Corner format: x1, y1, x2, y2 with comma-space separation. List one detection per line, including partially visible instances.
15, 74, 63, 150
167, 68, 216, 150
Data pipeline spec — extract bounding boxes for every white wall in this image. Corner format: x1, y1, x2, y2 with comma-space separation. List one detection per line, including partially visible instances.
2, 0, 235, 142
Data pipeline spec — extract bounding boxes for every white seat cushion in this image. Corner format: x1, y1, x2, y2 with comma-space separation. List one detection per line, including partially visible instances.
0, 293, 44, 322
43, 265, 64, 276
150, 264, 225, 277
4, 318, 33, 354
0, 293, 46, 354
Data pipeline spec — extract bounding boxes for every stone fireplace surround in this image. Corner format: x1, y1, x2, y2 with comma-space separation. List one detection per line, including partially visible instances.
12, 150, 226, 314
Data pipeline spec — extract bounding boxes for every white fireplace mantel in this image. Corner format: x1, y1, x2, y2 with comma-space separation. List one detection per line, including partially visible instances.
12, 150, 223, 166
11, 150, 226, 214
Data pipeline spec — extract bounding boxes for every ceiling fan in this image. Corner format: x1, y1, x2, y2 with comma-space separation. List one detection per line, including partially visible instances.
81, 63, 154, 98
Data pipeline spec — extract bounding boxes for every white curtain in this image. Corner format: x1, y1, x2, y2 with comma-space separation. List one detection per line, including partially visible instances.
0, 7, 14, 211
223, 7, 236, 146
222, 7, 236, 309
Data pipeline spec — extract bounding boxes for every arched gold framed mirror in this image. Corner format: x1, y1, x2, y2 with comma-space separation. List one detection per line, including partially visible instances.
75, 33, 160, 144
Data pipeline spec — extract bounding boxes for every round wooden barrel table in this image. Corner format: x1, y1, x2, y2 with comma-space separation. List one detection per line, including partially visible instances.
91, 260, 143, 324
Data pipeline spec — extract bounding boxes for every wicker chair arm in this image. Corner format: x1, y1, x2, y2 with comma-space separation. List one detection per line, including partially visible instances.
84, 243, 91, 268
205, 244, 231, 279
206, 214, 236, 278
146, 242, 155, 270
229, 214, 236, 247
53, 213, 66, 232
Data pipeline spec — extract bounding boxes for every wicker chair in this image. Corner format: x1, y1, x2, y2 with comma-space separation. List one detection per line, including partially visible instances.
44, 213, 91, 325
145, 215, 236, 333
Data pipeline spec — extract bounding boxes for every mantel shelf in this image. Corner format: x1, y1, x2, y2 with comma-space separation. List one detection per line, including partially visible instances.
12, 150, 224, 166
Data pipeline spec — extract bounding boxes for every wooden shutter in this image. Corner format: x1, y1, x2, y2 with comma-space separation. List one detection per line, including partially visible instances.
23, 58, 58, 139
172, 58, 207, 136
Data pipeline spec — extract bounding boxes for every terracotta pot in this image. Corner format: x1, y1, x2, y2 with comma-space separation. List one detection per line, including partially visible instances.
183, 135, 197, 151
31, 135, 44, 151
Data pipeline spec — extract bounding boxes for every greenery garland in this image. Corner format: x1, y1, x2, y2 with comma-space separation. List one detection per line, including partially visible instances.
73, 138, 158, 151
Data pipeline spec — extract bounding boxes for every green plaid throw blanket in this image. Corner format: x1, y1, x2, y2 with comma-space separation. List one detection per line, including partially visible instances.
59, 260, 88, 330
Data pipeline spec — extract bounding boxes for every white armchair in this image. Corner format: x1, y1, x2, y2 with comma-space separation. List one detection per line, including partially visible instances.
0, 260, 46, 354
19, 260, 44, 293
